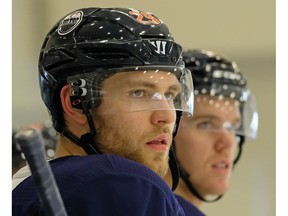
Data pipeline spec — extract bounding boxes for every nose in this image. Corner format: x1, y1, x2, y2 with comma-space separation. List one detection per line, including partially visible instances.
150, 96, 176, 125
151, 108, 176, 126
214, 130, 237, 152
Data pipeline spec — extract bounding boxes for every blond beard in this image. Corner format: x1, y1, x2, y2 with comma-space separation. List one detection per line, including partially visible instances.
93, 114, 171, 177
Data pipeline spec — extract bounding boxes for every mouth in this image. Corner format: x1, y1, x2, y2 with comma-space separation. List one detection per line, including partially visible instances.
211, 161, 231, 172
146, 134, 169, 152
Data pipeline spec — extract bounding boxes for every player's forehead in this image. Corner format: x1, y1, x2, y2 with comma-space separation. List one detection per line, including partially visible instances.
194, 95, 241, 118
103, 70, 180, 90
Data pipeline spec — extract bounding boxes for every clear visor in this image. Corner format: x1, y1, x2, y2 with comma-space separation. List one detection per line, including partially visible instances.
67, 66, 194, 116
192, 86, 258, 140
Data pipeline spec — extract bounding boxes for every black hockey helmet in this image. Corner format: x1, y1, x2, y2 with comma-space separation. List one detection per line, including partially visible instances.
183, 49, 258, 141
38, 7, 192, 133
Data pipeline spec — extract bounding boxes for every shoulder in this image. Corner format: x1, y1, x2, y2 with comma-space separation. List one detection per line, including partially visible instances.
12, 165, 31, 189
13, 154, 184, 216
66, 170, 183, 216
48, 154, 172, 192
58, 154, 183, 215
175, 195, 205, 216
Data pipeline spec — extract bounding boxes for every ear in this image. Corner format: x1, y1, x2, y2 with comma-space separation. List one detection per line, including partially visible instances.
60, 85, 87, 125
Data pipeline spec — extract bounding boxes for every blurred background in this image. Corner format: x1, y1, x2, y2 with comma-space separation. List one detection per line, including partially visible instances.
12, 0, 275, 215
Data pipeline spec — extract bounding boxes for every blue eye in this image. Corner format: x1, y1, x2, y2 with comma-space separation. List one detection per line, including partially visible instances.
198, 121, 213, 129
164, 91, 178, 100
164, 92, 174, 100
131, 90, 145, 97
223, 122, 240, 132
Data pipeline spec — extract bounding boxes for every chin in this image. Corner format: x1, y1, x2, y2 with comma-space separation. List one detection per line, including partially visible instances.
146, 157, 169, 177
201, 180, 229, 195
210, 184, 229, 195
147, 160, 169, 177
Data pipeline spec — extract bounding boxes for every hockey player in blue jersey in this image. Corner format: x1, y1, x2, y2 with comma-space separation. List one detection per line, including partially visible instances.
12, 7, 194, 216
165, 49, 258, 215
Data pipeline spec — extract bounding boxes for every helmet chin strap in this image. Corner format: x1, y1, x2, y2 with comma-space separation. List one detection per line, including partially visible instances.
62, 128, 100, 155
169, 111, 182, 191
62, 99, 102, 155
168, 148, 179, 191
179, 163, 222, 202
78, 101, 102, 154
233, 135, 245, 165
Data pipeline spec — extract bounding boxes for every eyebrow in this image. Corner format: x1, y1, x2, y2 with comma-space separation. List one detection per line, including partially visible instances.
192, 114, 241, 125
124, 80, 181, 92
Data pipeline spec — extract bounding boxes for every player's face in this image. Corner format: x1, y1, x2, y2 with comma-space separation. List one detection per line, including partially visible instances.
175, 95, 241, 196
93, 70, 180, 177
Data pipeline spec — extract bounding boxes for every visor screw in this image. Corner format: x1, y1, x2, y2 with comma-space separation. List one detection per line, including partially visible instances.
144, 53, 150, 61
171, 57, 177, 63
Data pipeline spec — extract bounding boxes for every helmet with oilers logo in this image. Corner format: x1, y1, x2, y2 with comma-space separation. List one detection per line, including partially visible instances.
38, 7, 194, 190
176, 49, 258, 202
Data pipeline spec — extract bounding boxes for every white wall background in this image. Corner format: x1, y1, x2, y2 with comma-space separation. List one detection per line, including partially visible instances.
12, 1, 275, 215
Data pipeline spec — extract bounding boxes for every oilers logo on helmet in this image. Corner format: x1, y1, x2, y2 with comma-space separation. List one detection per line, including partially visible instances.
58, 10, 83, 35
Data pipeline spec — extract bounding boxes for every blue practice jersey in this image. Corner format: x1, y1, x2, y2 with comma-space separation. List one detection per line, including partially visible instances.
176, 195, 205, 216
13, 154, 185, 216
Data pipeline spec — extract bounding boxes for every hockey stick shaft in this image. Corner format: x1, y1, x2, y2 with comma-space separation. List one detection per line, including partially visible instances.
15, 129, 68, 216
